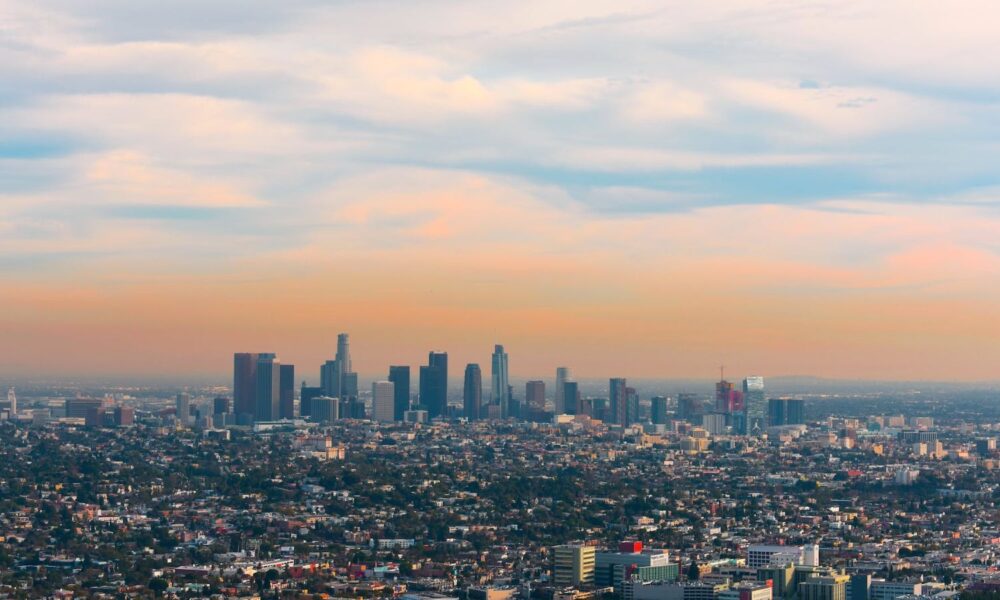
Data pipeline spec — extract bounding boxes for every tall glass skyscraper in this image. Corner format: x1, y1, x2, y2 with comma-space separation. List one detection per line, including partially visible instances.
255, 353, 280, 422
388, 365, 411, 421
491, 344, 510, 418
420, 351, 448, 419
742, 376, 766, 434
555, 367, 571, 414
609, 377, 627, 425
463, 363, 482, 420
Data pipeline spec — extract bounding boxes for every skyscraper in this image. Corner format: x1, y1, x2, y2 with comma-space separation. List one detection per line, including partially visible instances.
320, 332, 358, 400
279, 364, 295, 419
716, 377, 734, 413
420, 351, 448, 419
555, 367, 570, 414
651, 396, 668, 425
300, 384, 323, 418
609, 377, 627, 425
388, 365, 411, 421
233, 352, 259, 424
626, 386, 639, 426
742, 376, 765, 434
176, 393, 191, 426
320, 359, 340, 397
463, 363, 482, 420
336, 333, 352, 373
372, 380, 395, 422
526, 380, 545, 409
563, 381, 580, 415
255, 353, 280, 422
491, 344, 510, 418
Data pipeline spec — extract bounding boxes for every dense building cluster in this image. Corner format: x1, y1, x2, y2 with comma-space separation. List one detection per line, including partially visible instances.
3, 371, 1000, 600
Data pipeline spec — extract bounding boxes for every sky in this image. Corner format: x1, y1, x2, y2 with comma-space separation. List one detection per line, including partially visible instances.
2, 0, 1000, 383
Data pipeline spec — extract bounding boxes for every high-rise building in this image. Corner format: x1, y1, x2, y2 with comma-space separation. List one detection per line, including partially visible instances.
388, 366, 411, 421
610, 378, 628, 425
716, 377, 734, 414
255, 353, 280, 422
651, 396, 668, 425
300, 384, 323, 418
526, 380, 545, 409
768, 398, 806, 427
321, 359, 341, 397
279, 364, 295, 419
420, 351, 448, 419
372, 381, 395, 422
626, 386, 639, 426
491, 344, 510, 418
799, 575, 849, 600
312, 396, 339, 422
555, 367, 571, 414
564, 381, 580, 415
233, 352, 259, 424
463, 363, 482, 420
113, 406, 134, 427
176, 393, 191, 426
742, 376, 765, 434
213, 396, 230, 416
554, 544, 596, 587
336, 333, 352, 373
677, 393, 702, 422
66, 397, 104, 419
4, 388, 16, 416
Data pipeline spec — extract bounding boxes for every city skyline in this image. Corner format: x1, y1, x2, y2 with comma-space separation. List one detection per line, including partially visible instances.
3, 1, 1000, 382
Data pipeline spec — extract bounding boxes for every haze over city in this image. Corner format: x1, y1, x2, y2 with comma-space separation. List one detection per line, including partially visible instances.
3, 1, 1000, 381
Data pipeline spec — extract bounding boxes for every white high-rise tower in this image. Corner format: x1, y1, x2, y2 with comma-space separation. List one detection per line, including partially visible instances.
555, 367, 571, 414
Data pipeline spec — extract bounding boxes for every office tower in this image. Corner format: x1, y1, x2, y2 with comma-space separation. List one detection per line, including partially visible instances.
300, 385, 323, 418
255, 353, 280, 422
372, 381, 396, 422
113, 406, 134, 427
334, 332, 359, 399
65, 397, 104, 419
610, 378, 627, 425
786, 398, 805, 425
342, 372, 359, 399
312, 396, 339, 422
716, 377, 734, 414
768, 398, 806, 427
4, 388, 15, 416
526, 380, 545, 409
760, 564, 796, 599
743, 376, 765, 434
279, 364, 295, 419
799, 575, 849, 600
176, 393, 191, 426
491, 344, 510, 418
651, 396, 668, 425
849, 575, 871, 600
626, 386, 639, 426
564, 381, 580, 415
595, 544, 674, 589
233, 352, 259, 424
555, 367, 570, 414
677, 393, 702, 422
553, 544, 596, 587
388, 366, 411, 421
336, 333, 352, 373
463, 363, 482, 420
213, 396, 230, 416
419, 351, 448, 419
321, 359, 341, 397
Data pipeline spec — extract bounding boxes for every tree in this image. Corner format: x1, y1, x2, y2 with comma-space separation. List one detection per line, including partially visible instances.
687, 562, 700, 581
149, 577, 169, 597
